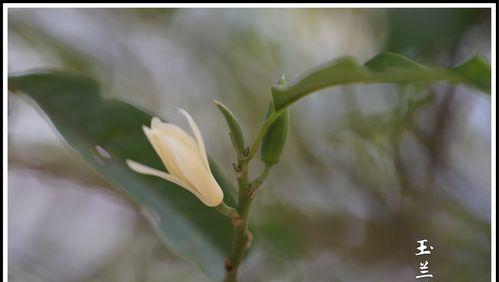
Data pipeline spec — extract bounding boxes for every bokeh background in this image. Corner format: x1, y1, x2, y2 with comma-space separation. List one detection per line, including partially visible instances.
8, 8, 492, 282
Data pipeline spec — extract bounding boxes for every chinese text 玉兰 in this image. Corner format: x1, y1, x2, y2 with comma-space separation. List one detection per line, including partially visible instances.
415, 239, 435, 279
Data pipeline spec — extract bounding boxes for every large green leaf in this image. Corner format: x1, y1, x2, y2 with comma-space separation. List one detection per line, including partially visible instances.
9, 71, 236, 281
271, 52, 491, 110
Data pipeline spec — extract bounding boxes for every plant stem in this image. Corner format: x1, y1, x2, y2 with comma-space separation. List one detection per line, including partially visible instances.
223, 109, 281, 282
250, 165, 272, 194
216, 202, 240, 222
224, 158, 253, 282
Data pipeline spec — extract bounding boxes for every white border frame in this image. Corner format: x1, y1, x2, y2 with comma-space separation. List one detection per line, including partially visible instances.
3, 3, 496, 282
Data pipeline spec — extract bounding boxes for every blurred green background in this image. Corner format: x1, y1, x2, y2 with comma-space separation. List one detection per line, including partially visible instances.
8, 8, 491, 282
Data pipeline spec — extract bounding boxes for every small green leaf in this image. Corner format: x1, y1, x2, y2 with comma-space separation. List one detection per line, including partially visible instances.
271, 58, 366, 109
261, 76, 289, 165
214, 100, 245, 157
9, 71, 236, 281
272, 52, 490, 110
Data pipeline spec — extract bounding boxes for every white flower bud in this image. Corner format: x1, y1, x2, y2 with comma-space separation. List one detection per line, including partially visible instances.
126, 109, 223, 207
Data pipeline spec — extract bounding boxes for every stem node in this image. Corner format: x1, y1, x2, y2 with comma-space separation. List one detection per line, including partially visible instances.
224, 258, 234, 271
232, 217, 243, 226
232, 163, 241, 172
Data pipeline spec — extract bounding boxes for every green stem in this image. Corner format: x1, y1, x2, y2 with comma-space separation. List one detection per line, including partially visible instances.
223, 108, 281, 282
216, 202, 240, 222
250, 165, 273, 194
224, 159, 252, 282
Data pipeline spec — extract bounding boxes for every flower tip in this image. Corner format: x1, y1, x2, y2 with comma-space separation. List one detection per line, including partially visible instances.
206, 193, 224, 207
177, 108, 194, 122
125, 159, 137, 170
215, 194, 224, 206
151, 117, 162, 128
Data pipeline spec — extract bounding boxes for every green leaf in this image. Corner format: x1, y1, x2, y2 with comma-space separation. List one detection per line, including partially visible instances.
214, 100, 245, 157
261, 76, 289, 165
452, 55, 491, 94
271, 52, 490, 110
364, 52, 426, 71
9, 71, 236, 281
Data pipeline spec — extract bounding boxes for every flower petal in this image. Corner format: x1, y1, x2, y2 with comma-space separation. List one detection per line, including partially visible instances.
151, 116, 162, 129
156, 133, 199, 187
146, 118, 201, 183
163, 136, 223, 207
178, 109, 210, 170
143, 126, 165, 163
143, 126, 180, 175
126, 159, 188, 189
157, 123, 199, 154
150, 129, 186, 182
126, 159, 205, 200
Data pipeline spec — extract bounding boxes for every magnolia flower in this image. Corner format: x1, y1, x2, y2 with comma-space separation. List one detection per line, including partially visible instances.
126, 109, 224, 207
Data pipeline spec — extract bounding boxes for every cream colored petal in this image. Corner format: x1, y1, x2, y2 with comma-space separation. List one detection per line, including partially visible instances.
157, 123, 199, 154
144, 121, 190, 182
162, 136, 223, 207
126, 159, 206, 201
178, 109, 210, 170
143, 126, 175, 174
126, 159, 189, 189
142, 126, 155, 148
151, 130, 187, 182
143, 126, 165, 163
147, 117, 202, 179
151, 117, 162, 129
155, 133, 196, 187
